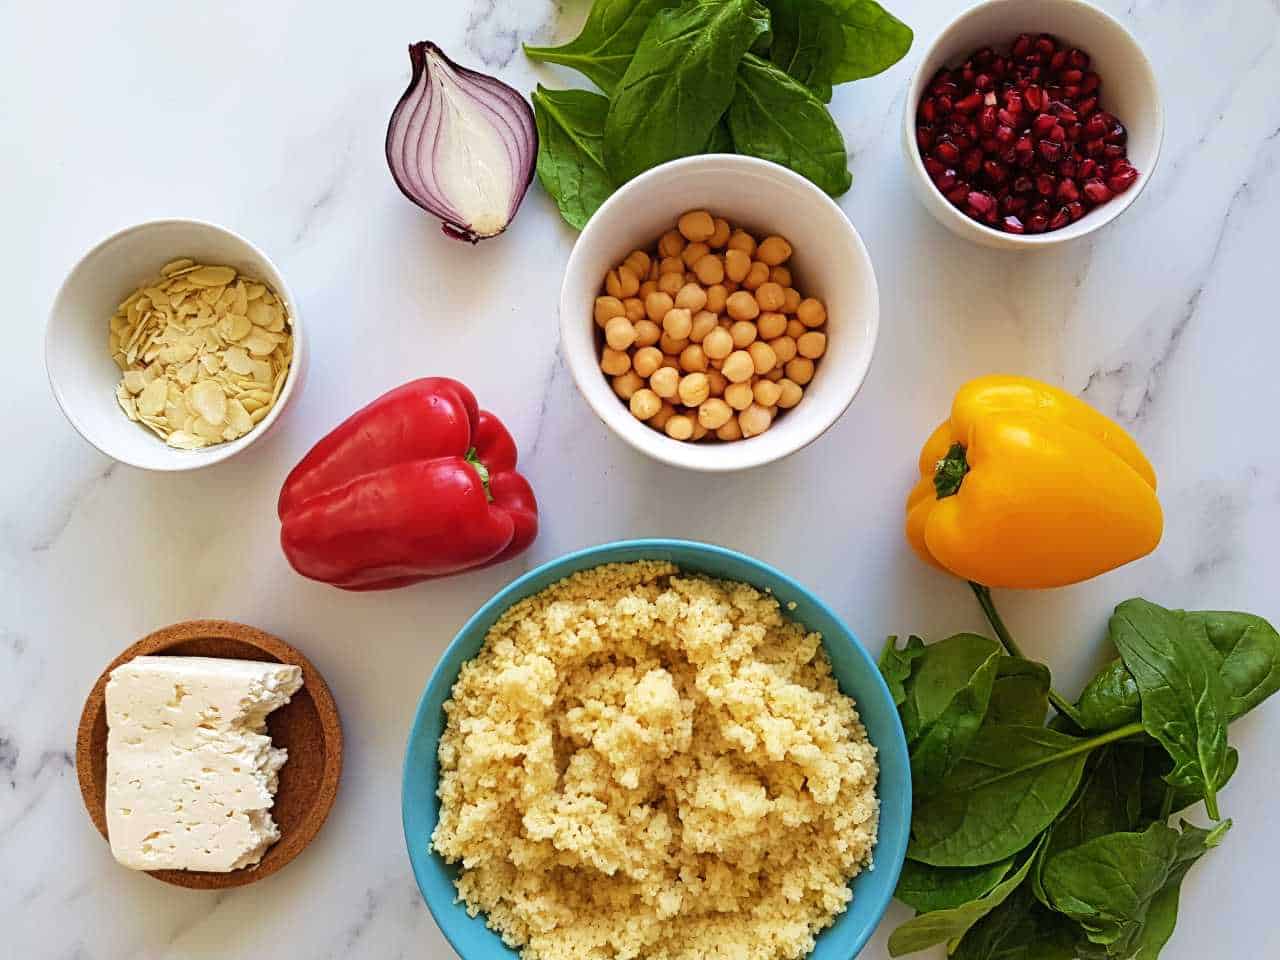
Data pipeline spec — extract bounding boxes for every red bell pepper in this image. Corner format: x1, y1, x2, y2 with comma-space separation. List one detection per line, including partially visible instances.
278, 378, 537, 590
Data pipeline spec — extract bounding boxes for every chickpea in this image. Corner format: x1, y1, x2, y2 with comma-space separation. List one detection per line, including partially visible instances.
678, 372, 711, 407
624, 250, 651, 278
606, 264, 641, 298
630, 388, 661, 420
659, 355, 680, 371
797, 331, 827, 359
650, 366, 679, 399
743, 261, 770, 290
595, 295, 625, 327
600, 347, 631, 376
709, 217, 731, 248
694, 253, 725, 286
659, 256, 684, 275
757, 311, 787, 340
724, 381, 754, 411
639, 280, 658, 299
716, 417, 744, 441
764, 367, 785, 382
658, 229, 686, 258
689, 310, 718, 343
633, 346, 663, 378
645, 291, 675, 322
706, 369, 728, 397
692, 422, 709, 441
777, 378, 803, 409
623, 297, 646, 324
648, 401, 676, 430
739, 403, 773, 438
634, 319, 661, 347
727, 230, 757, 256
678, 242, 707, 270
785, 357, 815, 385
782, 287, 802, 314
757, 235, 792, 266
678, 210, 716, 243
729, 320, 758, 349
679, 344, 708, 373
605, 317, 637, 351
722, 350, 755, 384
665, 414, 695, 441
662, 307, 693, 340
658, 271, 684, 296
770, 266, 792, 287
798, 298, 827, 328
675, 282, 708, 313
698, 398, 733, 430
755, 281, 786, 312
702, 326, 734, 361
705, 284, 729, 314
753, 379, 782, 407
659, 333, 689, 355
725, 291, 760, 321
724, 248, 752, 283
769, 335, 798, 364
748, 340, 777, 375
722, 279, 740, 294
612, 370, 644, 400
786, 318, 806, 339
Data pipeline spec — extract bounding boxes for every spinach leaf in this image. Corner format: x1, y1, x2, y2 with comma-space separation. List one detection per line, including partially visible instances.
1139, 742, 1238, 821
705, 117, 735, 153
523, 0, 680, 96
879, 634, 925, 712
814, 0, 913, 84
603, 0, 770, 185
888, 835, 1047, 957
1076, 658, 1141, 732
727, 53, 853, 196
1109, 599, 1231, 819
531, 86, 614, 230
1184, 610, 1280, 719
909, 724, 1090, 867
903, 633, 1002, 792
764, 0, 845, 101
988, 657, 1051, 726
951, 888, 1079, 960
894, 856, 1014, 914
1131, 821, 1229, 960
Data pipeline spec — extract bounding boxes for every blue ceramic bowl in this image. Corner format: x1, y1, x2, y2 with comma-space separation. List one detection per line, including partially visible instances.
402, 539, 911, 959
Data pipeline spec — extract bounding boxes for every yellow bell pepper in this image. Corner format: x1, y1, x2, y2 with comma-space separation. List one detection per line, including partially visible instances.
906, 375, 1163, 588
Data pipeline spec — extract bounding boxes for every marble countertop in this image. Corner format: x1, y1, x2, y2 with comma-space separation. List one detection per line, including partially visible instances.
4, 0, 1278, 957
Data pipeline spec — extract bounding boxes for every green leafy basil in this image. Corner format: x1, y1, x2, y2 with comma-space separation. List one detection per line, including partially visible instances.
908, 724, 1090, 867
1109, 599, 1231, 819
523, 0, 680, 96
879, 634, 925, 711
727, 53, 853, 196
531, 86, 614, 230
603, 0, 770, 186
888, 835, 1047, 957
764, 0, 845, 101
951, 888, 1078, 960
815, 0, 913, 83
988, 657, 1051, 726
894, 857, 1014, 914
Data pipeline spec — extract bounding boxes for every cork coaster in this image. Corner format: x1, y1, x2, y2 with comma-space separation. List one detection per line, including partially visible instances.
75, 620, 343, 889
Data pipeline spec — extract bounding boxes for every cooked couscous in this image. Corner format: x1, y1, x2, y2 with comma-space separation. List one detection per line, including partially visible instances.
431, 561, 879, 960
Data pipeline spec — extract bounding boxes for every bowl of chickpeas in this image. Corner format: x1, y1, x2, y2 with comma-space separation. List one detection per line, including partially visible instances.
561, 154, 879, 471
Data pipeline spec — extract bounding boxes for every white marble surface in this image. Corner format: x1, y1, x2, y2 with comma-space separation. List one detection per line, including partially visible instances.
3, 0, 1278, 957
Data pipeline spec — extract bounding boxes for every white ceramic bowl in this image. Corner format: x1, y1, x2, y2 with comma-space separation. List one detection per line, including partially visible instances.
46, 219, 304, 471
561, 155, 879, 472
903, 0, 1163, 249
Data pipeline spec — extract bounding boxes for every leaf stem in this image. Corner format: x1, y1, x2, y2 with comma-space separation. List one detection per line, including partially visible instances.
968, 722, 1146, 792
969, 582, 1091, 731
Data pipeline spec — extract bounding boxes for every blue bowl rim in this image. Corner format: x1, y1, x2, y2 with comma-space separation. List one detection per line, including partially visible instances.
402, 538, 911, 959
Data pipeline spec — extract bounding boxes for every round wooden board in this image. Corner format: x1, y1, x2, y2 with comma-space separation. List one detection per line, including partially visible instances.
75, 620, 343, 889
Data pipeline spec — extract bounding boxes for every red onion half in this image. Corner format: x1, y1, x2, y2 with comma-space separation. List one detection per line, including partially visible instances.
386, 42, 537, 243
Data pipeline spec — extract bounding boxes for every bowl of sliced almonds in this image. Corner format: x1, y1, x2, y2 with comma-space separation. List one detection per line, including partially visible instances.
46, 219, 303, 471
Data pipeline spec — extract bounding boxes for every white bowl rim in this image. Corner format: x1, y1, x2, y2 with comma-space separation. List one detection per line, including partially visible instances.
45, 217, 304, 472
559, 154, 880, 472
903, 0, 1165, 247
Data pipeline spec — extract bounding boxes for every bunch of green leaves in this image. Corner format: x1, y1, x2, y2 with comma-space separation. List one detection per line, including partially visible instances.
880, 599, 1280, 959
524, 0, 912, 228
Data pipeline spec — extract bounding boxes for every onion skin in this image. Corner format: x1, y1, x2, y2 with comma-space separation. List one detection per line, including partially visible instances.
386, 41, 538, 243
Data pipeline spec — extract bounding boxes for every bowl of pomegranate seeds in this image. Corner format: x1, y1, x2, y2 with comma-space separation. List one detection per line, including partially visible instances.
904, 0, 1162, 248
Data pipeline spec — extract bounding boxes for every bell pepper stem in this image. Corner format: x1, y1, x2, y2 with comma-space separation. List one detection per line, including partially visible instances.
934, 443, 970, 498
464, 447, 493, 502
968, 581, 1090, 731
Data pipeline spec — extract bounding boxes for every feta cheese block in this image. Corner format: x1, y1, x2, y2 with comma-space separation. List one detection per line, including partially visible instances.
105, 655, 304, 872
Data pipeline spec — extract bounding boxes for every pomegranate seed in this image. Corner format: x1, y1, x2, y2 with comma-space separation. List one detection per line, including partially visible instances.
999, 193, 1024, 215
955, 92, 983, 113
1084, 138, 1105, 157
1082, 179, 1112, 204
975, 73, 994, 91
1076, 96, 1098, 118
983, 159, 1009, 183
1105, 121, 1128, 144
934, 140, 961, 165
1057, 178, 1080, 203
995, 123, 1016, 146
1050, 49, 1068, 71
1078, 158, 1098, 179
1048, 124, 1066, 143
1080, 72, 1101, 95
1084, 114, 1108, 138
1107, 167, 1139, 193
980, 136, 1000, 153
1058, 157, 1078, 179
1015, 135, 1035, 159
1033, 113, 1057, 135
1035, 35, 1057, 56
991, 56, 1008, 77
1067, 200, 1085, 221
952, 132, 974, 151
1031, 199, 1052, 217
1013, 34, 1033, 57
1061, 68, 1084, 85
1038, 139, 1063, 162
1103, 143, 1126, 160
917, 127, 934, 150
936, 95, 953, 116
1012, 175, 1034, 194
1002, 215, 1026, 234
963, 148, 984, 176
1004, 90, 1024, 113
946, 183, 970, 206
1036, 173, 1058, 196
967, 191, 996, 215
1023, 85, 1045, 111
1065, 122, 1083, 142
979, 105, 999, 133
1048, 207, 1071, 230
934, 168, 958, 191
1026, 213, 1049, 233
997, 108, 1019, 127
1055, 106, 1080, 124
